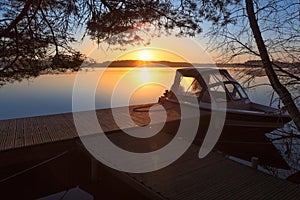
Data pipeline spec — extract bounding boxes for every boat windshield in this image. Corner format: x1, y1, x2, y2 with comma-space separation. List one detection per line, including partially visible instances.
203, 71, 248, 101
173, 69, 248, 103
224, 83, 248, 100
178, 76, 203, 97
202, 82, 248, 102
204, 72, 230, 85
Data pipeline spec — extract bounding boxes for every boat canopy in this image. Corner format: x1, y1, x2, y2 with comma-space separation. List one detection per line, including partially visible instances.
171, 68, 249, 103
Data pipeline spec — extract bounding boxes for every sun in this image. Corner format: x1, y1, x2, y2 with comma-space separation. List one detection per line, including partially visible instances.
138, 50, 152, 61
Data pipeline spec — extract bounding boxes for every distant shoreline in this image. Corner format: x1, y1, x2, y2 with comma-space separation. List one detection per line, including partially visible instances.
82, 59, 298, 69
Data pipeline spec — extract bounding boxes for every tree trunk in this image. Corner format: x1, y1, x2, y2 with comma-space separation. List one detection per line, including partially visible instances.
245, 0, 300, 130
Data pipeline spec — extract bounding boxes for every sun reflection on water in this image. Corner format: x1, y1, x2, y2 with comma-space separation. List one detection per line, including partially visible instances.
96, 67, 176, 107
138, 68, 151, 82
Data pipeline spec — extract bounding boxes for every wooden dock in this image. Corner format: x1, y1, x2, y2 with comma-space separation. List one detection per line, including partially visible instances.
0, 103, 181, 152
0, 104, 300, 199
101, 131, 300, 200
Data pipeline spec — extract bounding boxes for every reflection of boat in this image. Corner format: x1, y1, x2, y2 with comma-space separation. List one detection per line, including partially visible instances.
159, 68, 291, 134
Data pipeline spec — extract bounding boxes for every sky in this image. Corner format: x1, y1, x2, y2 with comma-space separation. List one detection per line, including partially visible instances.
73, 30, 255, 64
73, 34, 217, 64
70, 0, 299, 65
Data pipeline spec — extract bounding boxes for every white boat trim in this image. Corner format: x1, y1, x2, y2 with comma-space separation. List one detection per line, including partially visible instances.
165, 98, 288, 117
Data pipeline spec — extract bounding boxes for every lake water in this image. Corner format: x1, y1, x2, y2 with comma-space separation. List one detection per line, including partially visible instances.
0, 67, 285, 120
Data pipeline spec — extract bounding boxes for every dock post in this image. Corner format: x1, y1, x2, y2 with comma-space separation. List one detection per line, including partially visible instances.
251, 157, 259, 169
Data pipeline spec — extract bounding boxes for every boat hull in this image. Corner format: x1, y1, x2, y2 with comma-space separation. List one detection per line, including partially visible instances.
161, 100, 291, 140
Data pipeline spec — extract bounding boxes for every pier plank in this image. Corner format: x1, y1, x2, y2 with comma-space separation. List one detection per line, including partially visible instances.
31, 117, 43, 145
0, 120, 10, 150
4, 119, 16, 150
23, 117, 35, 146
14, 118, 24, 148
35, 116, 52, 144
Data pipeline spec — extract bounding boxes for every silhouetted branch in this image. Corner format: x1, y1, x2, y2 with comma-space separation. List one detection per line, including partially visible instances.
40, 8, 59, 56
0, 0, 34, 37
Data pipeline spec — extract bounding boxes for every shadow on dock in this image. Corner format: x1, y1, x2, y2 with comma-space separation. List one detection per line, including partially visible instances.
0, 144, 149, 199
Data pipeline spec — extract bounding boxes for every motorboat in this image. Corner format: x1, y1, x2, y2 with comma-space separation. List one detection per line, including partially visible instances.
158, 68, 291, 136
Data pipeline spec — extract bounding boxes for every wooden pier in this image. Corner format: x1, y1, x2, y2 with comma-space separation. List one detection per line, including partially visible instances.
0, 103, 182, 152
101, 131, 300, 200
0, 104, 300, 199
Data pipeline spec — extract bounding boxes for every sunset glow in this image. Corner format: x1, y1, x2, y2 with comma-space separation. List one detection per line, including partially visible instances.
138, 50, 152, 61
117, 48, 188, 62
